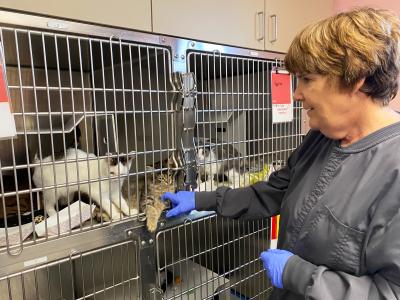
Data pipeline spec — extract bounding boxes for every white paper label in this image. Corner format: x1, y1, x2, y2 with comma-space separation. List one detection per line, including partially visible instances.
0, 102, 17, 139
272, 103, 294, 123
0, 45, 16, 139
271, 70, 294, 124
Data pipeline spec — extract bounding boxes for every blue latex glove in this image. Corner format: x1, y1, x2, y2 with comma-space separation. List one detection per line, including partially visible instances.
161, 191, 196, 218
260, 249, 294, 289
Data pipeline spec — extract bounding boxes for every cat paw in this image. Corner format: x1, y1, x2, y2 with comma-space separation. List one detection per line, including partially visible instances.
146, 219, 158, 233
93, 207, 121, 222
112, 197, 131, 216
109, 209, 122, 220
146, 206, 161, 233
120, 203, 131, 216
92, 207, 111, 222
128, 208, 139, 216
45, 207, 58, 217
154, 200, 166, 211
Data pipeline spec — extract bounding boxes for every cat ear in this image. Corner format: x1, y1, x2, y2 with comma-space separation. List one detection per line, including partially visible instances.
127, 151, 136, 162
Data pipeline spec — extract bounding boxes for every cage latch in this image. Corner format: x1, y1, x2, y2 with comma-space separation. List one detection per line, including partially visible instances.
172, 72, 198, 190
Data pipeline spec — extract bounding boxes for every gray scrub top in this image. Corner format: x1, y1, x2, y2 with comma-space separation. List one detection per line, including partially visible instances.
196, 122, 400, 299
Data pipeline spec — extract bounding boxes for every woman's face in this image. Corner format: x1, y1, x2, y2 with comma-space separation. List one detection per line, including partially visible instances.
293, 74, 358, 139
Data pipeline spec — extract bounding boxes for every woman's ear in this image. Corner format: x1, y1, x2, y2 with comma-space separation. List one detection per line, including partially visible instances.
352, 78, 366, 96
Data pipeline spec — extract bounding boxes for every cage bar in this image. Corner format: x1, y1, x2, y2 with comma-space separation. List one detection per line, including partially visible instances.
0, 10, 303, 300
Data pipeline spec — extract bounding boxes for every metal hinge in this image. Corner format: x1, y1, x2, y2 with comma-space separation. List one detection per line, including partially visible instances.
172, 72, 198, 190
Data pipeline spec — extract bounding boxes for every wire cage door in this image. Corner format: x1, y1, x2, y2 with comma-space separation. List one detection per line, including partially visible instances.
154, 51, 303, 299
0, 11, 181, 300
0, 240, 140, 300
0, 20, 177, 257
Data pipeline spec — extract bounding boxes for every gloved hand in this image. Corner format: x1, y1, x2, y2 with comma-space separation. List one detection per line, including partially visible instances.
260, 249, 294, 289
161, 191, 196, 218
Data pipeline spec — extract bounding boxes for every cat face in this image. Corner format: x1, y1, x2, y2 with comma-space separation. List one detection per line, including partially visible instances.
196, 147, 211, 163
107, 153, 134, 176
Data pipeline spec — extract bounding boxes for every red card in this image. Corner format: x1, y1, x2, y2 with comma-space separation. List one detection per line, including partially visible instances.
0, 65, 9, 103
271, 215, 278, 239
271, 72, 291, 104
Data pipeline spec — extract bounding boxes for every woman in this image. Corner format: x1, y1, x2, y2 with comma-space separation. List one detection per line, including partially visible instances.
162, 8, 400, 299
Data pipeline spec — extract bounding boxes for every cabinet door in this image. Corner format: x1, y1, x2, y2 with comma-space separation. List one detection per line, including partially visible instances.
152, 0, 265, 50
265, 0, 333, 53
0, 0, 152, 31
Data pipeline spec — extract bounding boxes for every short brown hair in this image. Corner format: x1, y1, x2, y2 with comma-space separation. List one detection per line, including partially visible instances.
284, 7, 400, 104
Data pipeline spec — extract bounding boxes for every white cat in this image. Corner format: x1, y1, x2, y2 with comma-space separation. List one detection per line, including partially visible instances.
32, 148, 136, 220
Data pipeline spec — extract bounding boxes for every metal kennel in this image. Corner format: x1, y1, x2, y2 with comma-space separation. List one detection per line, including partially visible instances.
0, 9, 304, 300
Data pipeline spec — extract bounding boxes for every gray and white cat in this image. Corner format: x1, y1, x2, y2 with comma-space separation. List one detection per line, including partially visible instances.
32, 148, 135, 220
197, 142, 247, 183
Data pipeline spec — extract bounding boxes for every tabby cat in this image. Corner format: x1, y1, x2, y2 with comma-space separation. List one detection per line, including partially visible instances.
93, 160, 176, 232
137, 169, 174, 232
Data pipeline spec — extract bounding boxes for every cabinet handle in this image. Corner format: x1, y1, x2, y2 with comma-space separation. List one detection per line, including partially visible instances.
256, 11, 265, 41
269, 14, 278, 43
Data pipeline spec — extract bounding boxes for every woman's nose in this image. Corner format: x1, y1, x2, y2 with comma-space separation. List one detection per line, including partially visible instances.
293, 86, 304, 102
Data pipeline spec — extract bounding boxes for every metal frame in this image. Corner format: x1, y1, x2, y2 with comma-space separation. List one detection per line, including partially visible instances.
0, 9, 302, 300
0, 239, 140, 300
0, 10, 285, 72
0, 10, 176, 252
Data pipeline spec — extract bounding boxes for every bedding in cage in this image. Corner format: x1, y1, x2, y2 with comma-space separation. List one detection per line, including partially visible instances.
0, 27, 177, 249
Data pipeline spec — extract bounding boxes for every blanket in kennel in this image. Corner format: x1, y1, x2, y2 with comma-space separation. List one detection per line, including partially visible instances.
0, 201, 95, 246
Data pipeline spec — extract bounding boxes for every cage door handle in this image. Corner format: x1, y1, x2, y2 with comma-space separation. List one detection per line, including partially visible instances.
269, 14, 278, 43
256, 11, 265, 41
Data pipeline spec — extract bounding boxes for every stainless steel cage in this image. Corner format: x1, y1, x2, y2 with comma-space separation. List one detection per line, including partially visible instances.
0, 240, 140, 300
0, 9, 304, 300
157, 215, 271, 299
0, 14, 176, 255
152, 51, 302, 300
188, 51, 302, 191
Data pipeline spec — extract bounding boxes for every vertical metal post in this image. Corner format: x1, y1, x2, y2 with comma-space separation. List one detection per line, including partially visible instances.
172, 72, 197, 190
135, 230, 162, 300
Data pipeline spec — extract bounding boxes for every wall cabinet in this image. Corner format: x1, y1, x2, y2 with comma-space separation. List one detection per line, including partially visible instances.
0, 0, 152, 31
152, 0, 265, 50
0, 0, 334, 53
264, 0, 333, 52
